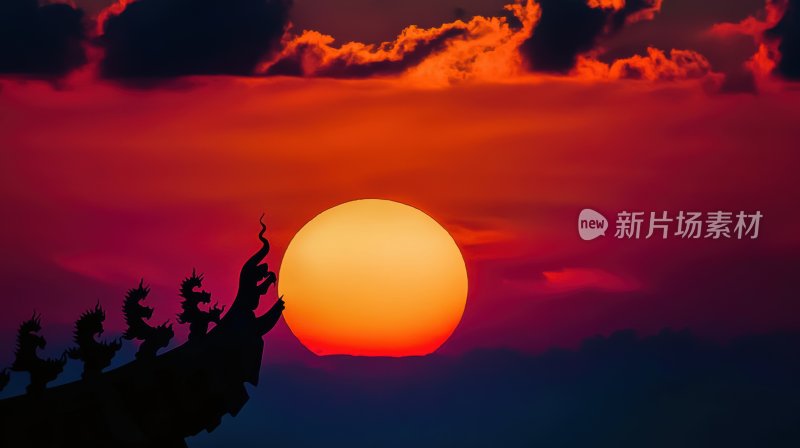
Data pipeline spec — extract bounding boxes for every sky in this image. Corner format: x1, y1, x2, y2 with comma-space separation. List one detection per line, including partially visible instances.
1, 0, 800, 445
2, 76, 798, 359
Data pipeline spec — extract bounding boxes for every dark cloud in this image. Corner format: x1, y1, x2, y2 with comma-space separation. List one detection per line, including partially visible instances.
519, 0, 660, 73
100, 0, 292, 79
767, 0, 800, 78
519, 0, 607, 73
188, 329, 800, 447
0, 0, 86, 76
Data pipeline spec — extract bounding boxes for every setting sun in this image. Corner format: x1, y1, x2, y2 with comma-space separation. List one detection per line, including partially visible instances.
278, 199, 468, 357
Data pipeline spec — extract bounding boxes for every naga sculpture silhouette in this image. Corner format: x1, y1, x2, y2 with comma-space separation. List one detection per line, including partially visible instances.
123, 280, 174, 360
67, 304, 122, 379
178, 270, 223, 341
0, 217, 286, 447
10, 313, 66, 395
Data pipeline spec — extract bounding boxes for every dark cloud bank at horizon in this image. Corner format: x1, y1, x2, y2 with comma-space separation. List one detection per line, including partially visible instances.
187, 329, 800, 447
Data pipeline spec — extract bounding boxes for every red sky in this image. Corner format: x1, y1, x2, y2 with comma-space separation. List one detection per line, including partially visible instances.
2, 74, 799, 363
1, 0, 800, 364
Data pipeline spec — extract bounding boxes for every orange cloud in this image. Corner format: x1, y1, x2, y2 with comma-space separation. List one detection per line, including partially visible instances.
262, 25, 469, 78
96, 0, 134, 36
502, 267, 642, 297
587, 0, 626, 9
262, 0, 678, 87
587, 0, 663, 24
750, 42, 778, 74
576, 48, 722, 85
405, 1, 540, 86
261, 0, 540, 85
710, 16, 773, 39
621, 0, 663, 25
709, 0, 786, 39
541, 268, 640, 294
708, 0, 787, 88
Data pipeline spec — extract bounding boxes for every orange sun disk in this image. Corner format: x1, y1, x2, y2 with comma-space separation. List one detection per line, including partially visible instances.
278, 199, 468, 357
